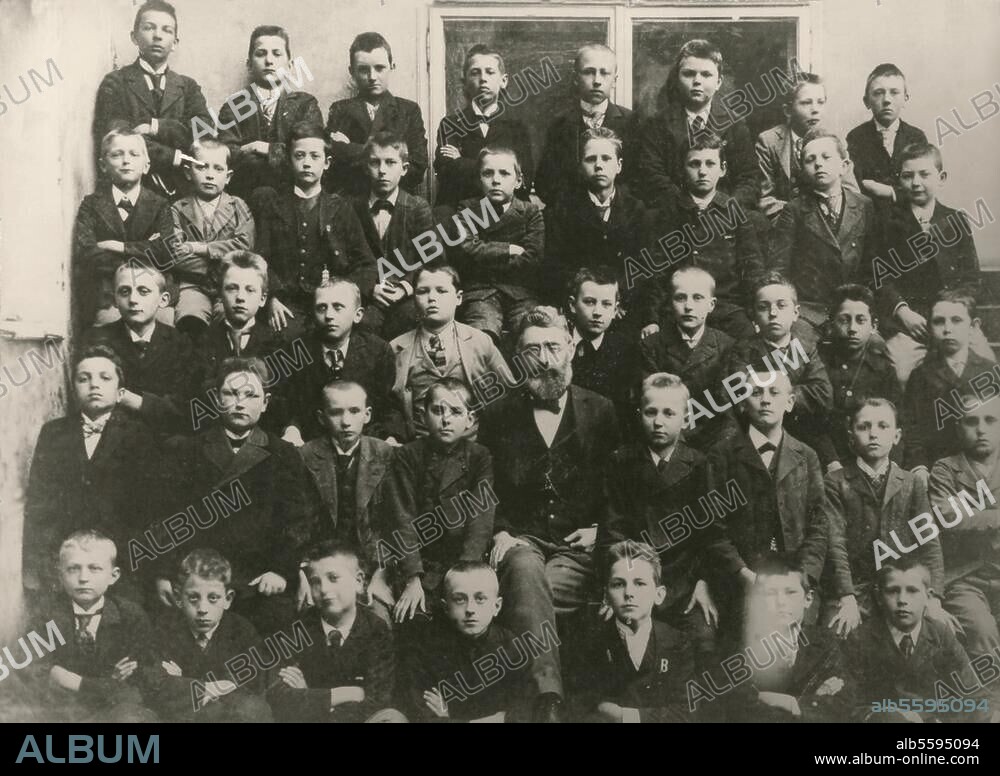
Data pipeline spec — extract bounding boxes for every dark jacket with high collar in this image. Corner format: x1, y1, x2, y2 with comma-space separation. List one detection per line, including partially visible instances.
846, 119, 928, 198
570, 324, 639, 435
351, 188, 435, 289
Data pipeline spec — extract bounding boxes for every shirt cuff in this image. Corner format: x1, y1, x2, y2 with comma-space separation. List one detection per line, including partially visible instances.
400, 281, 413, 297
172, 149, 182, 168
892, 301, 909, 316
622, 707, 641, 724
151, 118, 159, 135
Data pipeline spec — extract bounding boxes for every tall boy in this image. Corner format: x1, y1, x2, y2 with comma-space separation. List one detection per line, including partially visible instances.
879, 142, 987, 386
638, 39, 758, 210
92, 0, 211, 198
253, 123, 377, 343
846, 64, 928, 209
535, 44, 637, 206
326, 32, 428, 197
434, 44, 533, 208
450, 146, 544, 341
171, 139, 255, 337
218, 25, 324, 200
270, 542, 403, 722
73, 128, 174, 328
353, 132, 435, 340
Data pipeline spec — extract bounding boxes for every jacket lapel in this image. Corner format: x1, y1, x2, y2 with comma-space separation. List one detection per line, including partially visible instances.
158, 70, 184, 116
355, 437, 386, 512
776, 125, 793, 184
222, 426, 271, 483
124, 62, 156, 114
775, 434, 804, 484
174, 196, 205, 238
202, 426, 237, 478
837, 192, 864, 245
96, 187, 127, 238
803, 195, 841, 249
371, 95, 398, 135
882, 463, 906, 509
94, 597, 123, 662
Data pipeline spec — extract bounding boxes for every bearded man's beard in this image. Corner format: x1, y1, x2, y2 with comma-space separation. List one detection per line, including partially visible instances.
527, 363, 572, 401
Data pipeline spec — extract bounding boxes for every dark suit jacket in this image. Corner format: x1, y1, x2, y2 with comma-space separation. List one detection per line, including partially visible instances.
325, 93, 428, 195
570, 326, 639, 435
638, 101, 759, 211
217, 89, 324, 199
434, 107, 533, 207
23, 410, 164, 584
268, 606, 395, 722
479, 385, 620, 542
300, 435, 395, 569
846, 119, 928, 199
903, 349, 995, 469
252, 188, 377, 303
82, 320, 196, 434
824, 461, 942, 598
771, 188, 879, 311
351, 188, 435, 289
573, 618, 695, 722
170, 192, 255, 289
534, 102, 637, 206
92, 60, 211, 194
156, 426, 320, 588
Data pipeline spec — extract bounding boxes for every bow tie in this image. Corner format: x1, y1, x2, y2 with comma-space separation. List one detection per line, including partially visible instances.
228, 435, 250, 451
371, 199, 394, 214
533, 397, 562, 414
117, 198, 134, 212
82, 418, 108, 437
757, 442, 777, 454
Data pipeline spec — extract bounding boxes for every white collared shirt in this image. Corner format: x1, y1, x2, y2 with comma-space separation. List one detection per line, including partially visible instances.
617, 618, 652, 671
251, 83, 282, 121
73, 597, 106, 638
875, 117, 901, 155
686, 107, 711, 130
81, 411, 113, 460
127, 323, 155, 344
946, 347, 969, 378
649, 445, 675, 469
580, 98, 609, 128
572, 327, 605, 354
817, 188, 844, 219
112, 184, 140, 223
587, 188, 615, 222
911, 201, 936, 232
690, 191, 717, 211
472, 102, 499, 137
333, 439, 362, 458
323, 336, 351, 368
138, 57, 167, 90
224, 428, 253, 452
857, 456, 890, 481
294, 184, 322, 200
749, 425, 782, 470
368, 188, 400, 239
321, 612, 355, 646
191, 622, 221, 647
678, 324, 705, 349
889, 621, 922, 650
225, 318, 255, 353
533, 392, 568, 448
197, 193, 223, 223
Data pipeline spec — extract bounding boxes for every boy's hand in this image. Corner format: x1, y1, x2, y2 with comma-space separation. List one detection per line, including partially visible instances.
281, 425, 305, 448
596, 701, 624, 722
927, 596, 963, 634
564, 526, 596, 552
757, 691, 801, 717
895, 307, 927, 341
120, 389, 144, 412
508, 244, 525, 256
490, 531, 528, 568
826, 461, 844, 475
393, 576, 426, 623
640, 324, 660, 339
173, 241, 195, 258
423, 688, 449, 718
861, 179, 895, 200
161, 660, 183, 677
296, 568, 313, 611
96, 240, 125, 254
738, 567, 758, 587
241, 140, 270, 156
49, 665, 83, 692
331, 686, 365, 706
685, 579, 719, 628
111, 656, 138, 682
828, 594, 861, 637
368, 567, 395, 609
373, 282, 404, 308
384, 436, 403, 448
155, 578, 176, 607
251, 572, 287, 596
278, 666, 307, 689
330, 131, 351, 145
133, 123, 154, 135
268, 298, 295, 332
438, 144, 461, 160
597, 602, 614, 622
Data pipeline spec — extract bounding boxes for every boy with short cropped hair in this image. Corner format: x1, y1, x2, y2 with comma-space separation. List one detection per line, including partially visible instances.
92, 0, 211, 198
450, 146, 544, 341
846, 64, 928, 208
771, 128, 879, 335
170, 138, 255, 337
434, 44, 533, 208
218, 25, 324, 199
390, 265, 512, 439
144, 549, 273, 722
26, 531, 157, 723
326, 32, 428, 197
270, 541, 404, 722
74, 128, 174, 328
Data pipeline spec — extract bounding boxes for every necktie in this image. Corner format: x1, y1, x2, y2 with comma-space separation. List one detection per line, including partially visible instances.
146, 72, 165, 112
758, 441, 777, 474
593, 200, 612, 221
656, 457, 668, 474
230, 436, 248, 453
134, 340, 149, 358
582, 110, 604, 130
196, 633, 210, 653
916, 214, 931, 233
879, 127, 894, 155
75, 611, 102, 654
820, 196, 841, 231
327, 630, 343, 652
228, 328, 244, 356
336, 453, 354, 476
326, 349, 345, 374
690, 114, 706, 139
118, 198, 134, 216
81, 417, 108, 438
534, 397, 562, 414
684, 336, 697, 350
365, 101, 378, 122
428, 335, 446, 368
899, 633, 914, 659
371, 199, 394, 215
575, 340, 592, 360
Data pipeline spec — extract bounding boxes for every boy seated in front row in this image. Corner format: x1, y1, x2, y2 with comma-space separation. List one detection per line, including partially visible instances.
73, 128, 173, 329
270, 542, 404, 722
282, 278, 401, 445
822, 399, 945, 639
725, 272, 835, 469
845, 558, 986, 722
642, 132, 764, 341
640, 266, 736, 451
385, 378, 495, 625
170, 138, 255, 338
299, 381, 396, 622
449, 147, 544, 343
82, 261, 196, 435
144, 549, 272, 722
353, 132, 435, 340
771, 128, 878, 338
390, 266, 512, 439
726, 553, 852, 723
902, 290, 994, 472
878, 142, 988, 386
572, 542, 696, 722
401, 561, 532, 722
26, 531, 156, 723
819, 284, 900, 463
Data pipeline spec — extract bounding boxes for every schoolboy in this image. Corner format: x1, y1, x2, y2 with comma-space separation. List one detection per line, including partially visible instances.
26, 531, 157, 722
771, 128, 879, 334
902, 290, 994, 471
144, 549, 273, 722
23, 346, 164, 595
572, 542, 696, 722
82, 261, 196, 434
846, 64, 928, 208
638, 39, 758, 210
73, 128, 174, 328
170, 138, 255, 337
434, 44, 533, 208
326, 32, 428, 197
401, 561, 532, 722
450, 146, 544, 341
218, 25, 324, 199
253, 123, 377, 343
643, 132, 764, 341
818, 284, 900, 462
269, 542, 404, 722
352, 132, 435, 340
390, 265, 512, 439
878, 142, 987, 386
282, 278, 401, 445
92, 0, 211, 198
535, 44, 637, 206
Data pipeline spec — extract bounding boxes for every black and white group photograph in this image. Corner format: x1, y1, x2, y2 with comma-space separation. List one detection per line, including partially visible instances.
0, 0, 999, 761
